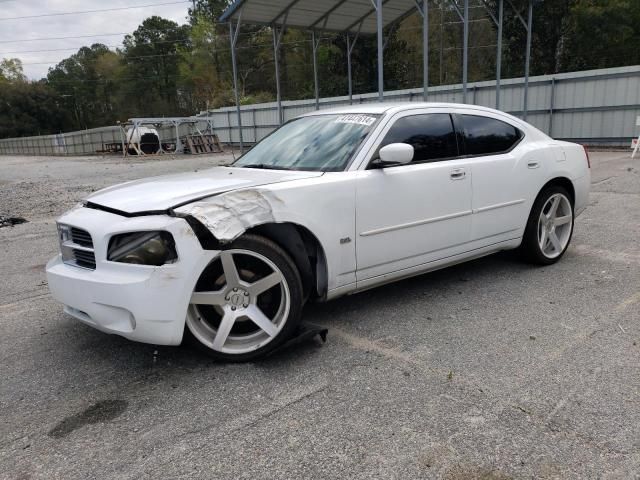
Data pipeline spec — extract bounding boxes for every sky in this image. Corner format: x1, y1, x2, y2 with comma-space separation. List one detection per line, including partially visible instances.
0, 0, 193, 80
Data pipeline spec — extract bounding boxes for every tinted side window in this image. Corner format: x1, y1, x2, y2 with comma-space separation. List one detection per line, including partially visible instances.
461, 115, 522, 155
379, 114, 458, 163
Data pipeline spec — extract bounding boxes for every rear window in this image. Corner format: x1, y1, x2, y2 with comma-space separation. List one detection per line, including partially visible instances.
460, 115, 523, 156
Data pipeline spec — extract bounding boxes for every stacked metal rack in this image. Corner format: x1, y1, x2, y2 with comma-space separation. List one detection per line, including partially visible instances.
117, 117, 222, 157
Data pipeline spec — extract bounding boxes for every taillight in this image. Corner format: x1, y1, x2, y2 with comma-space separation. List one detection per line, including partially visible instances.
583, 145, 591, 168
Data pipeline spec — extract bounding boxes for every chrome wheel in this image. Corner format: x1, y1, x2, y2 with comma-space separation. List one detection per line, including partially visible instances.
537, 193, 573, 259
186, 249, 290, 355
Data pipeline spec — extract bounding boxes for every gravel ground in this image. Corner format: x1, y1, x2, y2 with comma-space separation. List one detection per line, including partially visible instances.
0, 153, 234, 222
0, 151, 639, 479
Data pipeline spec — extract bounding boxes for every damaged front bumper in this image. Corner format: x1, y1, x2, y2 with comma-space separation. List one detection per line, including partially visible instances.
46, 206, 218, 345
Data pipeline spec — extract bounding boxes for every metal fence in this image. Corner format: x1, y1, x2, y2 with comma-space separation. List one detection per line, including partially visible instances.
0, 126, 121, 156
0, 123, 214, 156
1, 65, 639, 156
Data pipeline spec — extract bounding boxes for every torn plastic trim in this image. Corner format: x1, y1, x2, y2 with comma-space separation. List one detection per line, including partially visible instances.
177, 214, 222, 250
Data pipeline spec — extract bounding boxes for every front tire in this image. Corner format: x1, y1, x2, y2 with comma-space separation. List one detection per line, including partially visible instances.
185, 234, 303, 362
521, 185, 574, 265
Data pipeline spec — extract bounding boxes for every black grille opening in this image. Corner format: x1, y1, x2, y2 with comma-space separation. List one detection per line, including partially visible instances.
73, 249, 96, 269
70, 227, 93, 248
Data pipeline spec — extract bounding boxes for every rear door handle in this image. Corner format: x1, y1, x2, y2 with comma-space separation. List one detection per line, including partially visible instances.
450, 168, 466, 180
528, 161, 540, 169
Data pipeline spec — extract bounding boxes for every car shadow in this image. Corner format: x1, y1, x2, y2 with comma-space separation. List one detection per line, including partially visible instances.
308, 249, 526, 321
48, 249, 529, 374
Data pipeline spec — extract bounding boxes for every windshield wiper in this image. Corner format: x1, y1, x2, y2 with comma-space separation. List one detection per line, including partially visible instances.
239, 163, 292, 170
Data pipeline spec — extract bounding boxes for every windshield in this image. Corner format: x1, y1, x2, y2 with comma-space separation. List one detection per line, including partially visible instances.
233, 113, 379, 172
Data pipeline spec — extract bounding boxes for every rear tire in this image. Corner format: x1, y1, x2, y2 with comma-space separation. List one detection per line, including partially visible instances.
521, 185, 574, 265
185, 234, 303, 362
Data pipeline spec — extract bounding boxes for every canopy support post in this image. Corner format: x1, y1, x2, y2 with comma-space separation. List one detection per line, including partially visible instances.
229, 12, 243, 152
507, 0, 534, 119
496, 0, 503, 109
347, 35, 353, 104
462, 0, 468, 103
449, 0, 469, 103
479, 0, 503, 108
311, 30, 320, 110
346, 22, 362, 105
523, 0, 533, 120
375, 0, 384, 101
272, 12, 289, 125
415, 0, 429, 101
273, 28, 282, 125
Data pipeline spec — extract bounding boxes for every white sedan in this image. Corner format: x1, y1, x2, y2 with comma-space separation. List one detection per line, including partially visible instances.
47, 103, 590, 361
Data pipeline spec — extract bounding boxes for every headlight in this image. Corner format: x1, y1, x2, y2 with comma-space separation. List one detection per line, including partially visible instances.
107, 231, 177, 266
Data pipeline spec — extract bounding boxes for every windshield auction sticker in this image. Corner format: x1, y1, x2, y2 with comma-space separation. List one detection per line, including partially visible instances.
335, 114, 377, 126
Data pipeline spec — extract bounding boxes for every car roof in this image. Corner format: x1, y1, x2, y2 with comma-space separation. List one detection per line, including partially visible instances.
299, 101, 547, 139
300, 102, 505, 116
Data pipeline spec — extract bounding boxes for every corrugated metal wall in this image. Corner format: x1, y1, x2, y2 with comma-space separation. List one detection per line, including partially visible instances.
1, 65, 638, 155
203, 65, 640, 148
0, 123, 210, 156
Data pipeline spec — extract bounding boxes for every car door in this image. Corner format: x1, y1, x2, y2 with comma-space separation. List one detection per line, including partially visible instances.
454, 112, 542, 244
355, 111, 474, 282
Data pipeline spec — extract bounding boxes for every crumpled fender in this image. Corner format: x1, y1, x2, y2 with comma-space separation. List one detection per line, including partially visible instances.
174, 188, 283, 244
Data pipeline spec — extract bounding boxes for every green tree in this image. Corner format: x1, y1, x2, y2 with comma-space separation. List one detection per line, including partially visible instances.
0, 58, 27, 83
93, 51, 125, 120
178, 15, 232, 111
188, 0, 230, 25
120, 16, 192, 117
46, 44, 121, 129
497, 0, 576, 77
560, 0, 640, 71
0, 80, 72, 138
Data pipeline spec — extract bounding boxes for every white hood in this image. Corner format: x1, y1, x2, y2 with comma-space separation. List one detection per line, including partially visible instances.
86, 166, 323, 214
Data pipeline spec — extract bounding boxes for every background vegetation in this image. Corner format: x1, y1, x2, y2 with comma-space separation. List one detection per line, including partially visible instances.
1, 0, 638, 138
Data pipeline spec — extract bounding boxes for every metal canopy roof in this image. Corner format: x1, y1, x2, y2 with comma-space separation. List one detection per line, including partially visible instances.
220, 0, 536, 154
219, 0, 418, 34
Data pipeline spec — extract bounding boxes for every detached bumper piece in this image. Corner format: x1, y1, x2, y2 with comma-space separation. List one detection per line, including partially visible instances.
265, 323, 328, 358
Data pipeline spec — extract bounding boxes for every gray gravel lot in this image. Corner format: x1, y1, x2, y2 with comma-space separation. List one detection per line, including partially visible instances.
0, 151, 639, 479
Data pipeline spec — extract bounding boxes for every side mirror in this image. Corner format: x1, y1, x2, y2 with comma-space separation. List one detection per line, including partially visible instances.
378, 143, 414, 166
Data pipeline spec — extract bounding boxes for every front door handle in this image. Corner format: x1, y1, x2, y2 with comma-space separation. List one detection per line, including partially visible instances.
528, 161, 540, 169
450, 168, 466, 180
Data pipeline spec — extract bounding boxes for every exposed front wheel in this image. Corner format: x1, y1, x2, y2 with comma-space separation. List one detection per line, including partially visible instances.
185, 234, 303, 361
521, 186, 574, 265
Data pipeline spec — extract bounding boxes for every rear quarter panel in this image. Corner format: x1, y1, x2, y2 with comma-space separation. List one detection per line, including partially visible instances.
504, 138, 590, 238
555, 141, 591, 216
